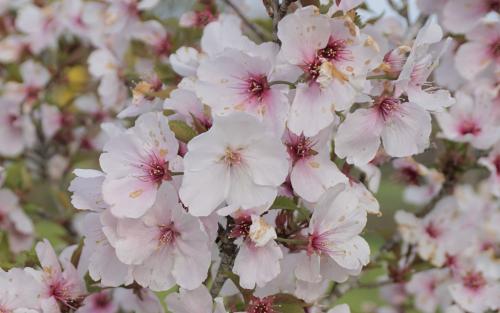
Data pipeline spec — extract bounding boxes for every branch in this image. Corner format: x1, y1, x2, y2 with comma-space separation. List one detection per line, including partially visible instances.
210, 222, 238, 298
222, 0, 270, 42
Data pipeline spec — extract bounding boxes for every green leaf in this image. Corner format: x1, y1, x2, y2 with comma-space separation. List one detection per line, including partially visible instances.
276, 303, 307, 313
168, 120, 197, 143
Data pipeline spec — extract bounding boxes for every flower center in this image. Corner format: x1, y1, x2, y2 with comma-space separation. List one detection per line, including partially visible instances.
138, 152, 171, 184
377, 97, 400, 120
7, 113, 19, 127
224, 147, 242, 166
307, 230, 335, 255
94, 293, 111, 308
286, 134, 316, 163
247, 296, 275, 313
304, 58, 322, 81
318, 39, 351, 63
462, 271, 487, 291
195, 9, 216, 27
494, 155, 500, 175
246, 75, 269, 101
459, 120, 481, 136
158, 224, 177, 245
229, 215, 252, 239
424, 222, 441, 239
397, 166, 421, 185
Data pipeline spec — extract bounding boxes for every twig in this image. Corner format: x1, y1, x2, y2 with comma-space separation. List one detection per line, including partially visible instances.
210, 222, 238, 298
222, 0, 269, 42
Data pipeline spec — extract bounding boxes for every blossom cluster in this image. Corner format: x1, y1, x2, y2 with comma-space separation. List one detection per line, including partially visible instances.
0, 0, 499, 313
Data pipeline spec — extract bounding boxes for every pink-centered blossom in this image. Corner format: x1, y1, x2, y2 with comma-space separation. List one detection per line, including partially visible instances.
100, 112, 180, 218
179, 112, 289, 216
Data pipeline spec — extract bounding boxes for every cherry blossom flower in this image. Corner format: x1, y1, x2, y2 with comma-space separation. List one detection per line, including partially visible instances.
443, 0, 500, 34
449, 269, 500, 313
455, 22, 500, 80
100, 112, 180, 218
196, 48, 290, 136
393, 158, 444, 206
113, 183, 212, 290
77, 291, 118, 313
395, 197, 466, 266
394, 18, 455, 112
296, 183, 370, 284
335, 96, 431, 165
0, 268, 42, 313
15, 2, 63, 53
436, 91, 500, 149
0, 188, 34, 253
26, 239, 87, 313
284, 127, 347, 202
406, 269, 452, 313
231, 210, 283, 289
179, 112, 289, 216
4, 59, 50, 104
278, 6, 380, 136
80, 211, 133, 287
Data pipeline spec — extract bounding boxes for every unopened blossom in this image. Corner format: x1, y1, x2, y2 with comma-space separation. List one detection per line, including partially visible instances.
436, 91, 500, 150
296, 184, 370, 284
443, 0, 500, 34
100, 112, 180, 218
169, 47, 202, 77
406, 269, 452, 313
179, 112, 288, 216
277, 6, 380, 136
455, 22, 500, 80
284, 127, 347, 202
479, 143, 500, 197
0, 188, 34, 253
26, 239, 87, 313
113, 183, 211, 290
165, 285, 227, 313
335, 96, 431, 165
196, 48, 290, 136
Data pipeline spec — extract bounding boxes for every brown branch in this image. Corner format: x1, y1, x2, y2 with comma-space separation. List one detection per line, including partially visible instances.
222, 0, 270, 42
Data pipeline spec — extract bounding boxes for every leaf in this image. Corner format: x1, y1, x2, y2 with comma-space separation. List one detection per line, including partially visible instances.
168, 120, 197, 143
276, 303, 307, 313
71, 238, 84, 268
